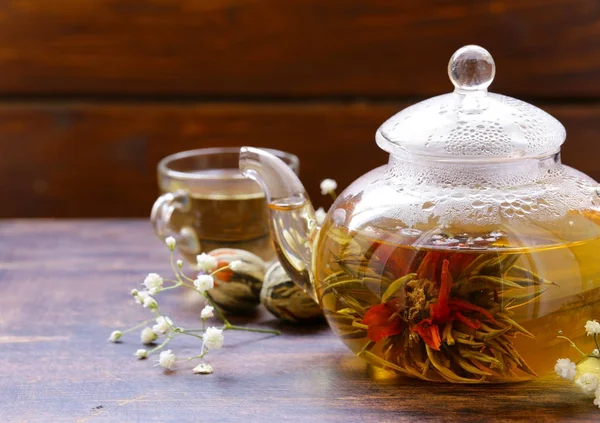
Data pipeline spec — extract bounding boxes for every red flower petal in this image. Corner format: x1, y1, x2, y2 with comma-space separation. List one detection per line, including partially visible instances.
454, 311, 481, 329
448, 253, 476, 279
430, 259, 452, 322
362, 303, 391, 326
413, 319, 441, 350
416, 251, 443, 280
363, 300, 404, 342
449, 298, 495, 322
430, 325, 442, 350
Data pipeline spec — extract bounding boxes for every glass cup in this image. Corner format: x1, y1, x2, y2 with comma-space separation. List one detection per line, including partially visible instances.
151, 147, 299, 264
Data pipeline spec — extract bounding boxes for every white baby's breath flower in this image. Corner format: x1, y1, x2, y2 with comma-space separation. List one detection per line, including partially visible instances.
585, 320, 600, 336
143, 296, 158, 309
320, 178, 337, 195
165, 236, 176, 251
141, 327, 158, 345
143, 273, 163, 293
555, 358, 577, 380
176, 259, 183, 268
130, 289, 139, 296
158, 349, 176, 369
194, 274, 214, 293
229, 260, 246, 273
152, 316, 173, 335
576, 373, 599, 396
315, 207, 327, 225
193, 363, 214, 374
201, 305, 214, 320
594, 388, 600, 409
593, 349, 600, 357
107, 330, 122, 343
197, 253, 218, 272
134, 290, 149, 304
134, 349, 147, 359
203, 326, 224, 350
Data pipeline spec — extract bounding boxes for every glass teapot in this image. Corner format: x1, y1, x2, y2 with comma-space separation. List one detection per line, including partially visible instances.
240, 45, 600, 383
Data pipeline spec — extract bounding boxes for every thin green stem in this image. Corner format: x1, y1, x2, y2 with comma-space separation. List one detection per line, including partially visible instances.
187, 352, 208, 361
557, 335, 586, 357
180, 331, 206, 341
158, 282, 183, 292
204, 293, 232, 328
178, 281, 197, 290
180, 273, 196, 283
121, 318, 155, 334
226, 324, 280, 336
169, 251, 183, 284
209, 264, 233, 277
148, 334, 174, 354
328, 191, 338, 201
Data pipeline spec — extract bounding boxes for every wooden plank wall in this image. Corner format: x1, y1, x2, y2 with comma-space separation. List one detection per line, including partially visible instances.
1, 0, 599, 217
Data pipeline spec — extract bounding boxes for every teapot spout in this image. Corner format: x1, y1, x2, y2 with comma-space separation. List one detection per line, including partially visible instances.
239, 147, 318, 301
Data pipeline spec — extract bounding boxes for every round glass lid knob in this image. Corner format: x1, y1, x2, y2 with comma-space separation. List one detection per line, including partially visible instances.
448, 45, 496, 92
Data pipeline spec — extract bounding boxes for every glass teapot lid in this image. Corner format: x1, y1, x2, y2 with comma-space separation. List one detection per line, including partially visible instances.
376, 45, 566, 162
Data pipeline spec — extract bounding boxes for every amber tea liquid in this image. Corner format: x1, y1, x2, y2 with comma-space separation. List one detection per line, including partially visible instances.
311, 211, 600, 383
165, 169, 274, 262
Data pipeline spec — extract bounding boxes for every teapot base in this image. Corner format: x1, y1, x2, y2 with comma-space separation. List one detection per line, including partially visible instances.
316, 214, 600, 384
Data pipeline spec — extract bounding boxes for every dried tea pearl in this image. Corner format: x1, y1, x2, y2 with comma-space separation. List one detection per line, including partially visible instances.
261, 262, 322, 323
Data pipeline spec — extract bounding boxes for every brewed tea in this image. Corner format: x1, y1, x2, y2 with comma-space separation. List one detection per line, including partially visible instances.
164, 169, 273, 263
269, 199, 600, 382
314, 215, 600, 382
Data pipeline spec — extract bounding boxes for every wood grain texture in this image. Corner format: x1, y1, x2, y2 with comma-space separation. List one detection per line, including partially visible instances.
0, 219, 597, 422
0, 0, 599, 97
1, 102, 599, 218
0, 102, 393, 218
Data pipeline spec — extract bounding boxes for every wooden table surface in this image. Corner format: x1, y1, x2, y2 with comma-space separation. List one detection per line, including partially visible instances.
1, 219, 598, 423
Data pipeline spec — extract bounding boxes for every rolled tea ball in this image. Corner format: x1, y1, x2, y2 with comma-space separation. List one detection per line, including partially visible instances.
261, 261, 322, 322
207, 248, 267, 314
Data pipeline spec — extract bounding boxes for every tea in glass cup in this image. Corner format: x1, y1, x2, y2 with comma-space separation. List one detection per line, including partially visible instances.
151, 147, 299, 264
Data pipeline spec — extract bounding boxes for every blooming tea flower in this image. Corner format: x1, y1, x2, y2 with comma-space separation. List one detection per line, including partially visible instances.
576, 373, 600, 396
320, 178, 337, 195
201, 305, 214, 320
108, 330, 122, 343
141, 327, 158, 345
197, 253, 218, 272
135, 349, 147, 359
203, 327, 224, 350
555, 358, 577, 380
585, 320, 600, 336
194, 275, 214, 293
153, 316, 173, 334
143, 273, 163, 294
315, 207, 327, 225
165, 236, 176, 251
193, 363, 214, 374
158, 349, 176, 369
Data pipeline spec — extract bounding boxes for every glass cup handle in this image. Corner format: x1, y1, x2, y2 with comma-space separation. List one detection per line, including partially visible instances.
150, 190, 200, 254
